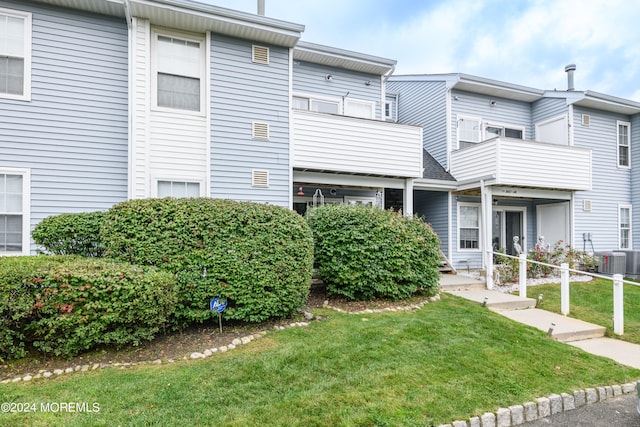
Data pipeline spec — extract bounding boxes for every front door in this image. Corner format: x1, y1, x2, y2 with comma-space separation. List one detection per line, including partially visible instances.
493, 209, 525, 255
537, 202, 570, 247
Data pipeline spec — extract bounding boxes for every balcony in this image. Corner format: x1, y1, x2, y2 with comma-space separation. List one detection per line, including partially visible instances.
450, 138, 592, 191
291, 110, 423, 178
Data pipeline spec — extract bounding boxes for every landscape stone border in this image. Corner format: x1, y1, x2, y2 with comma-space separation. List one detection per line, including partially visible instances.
438, 382, 639, 427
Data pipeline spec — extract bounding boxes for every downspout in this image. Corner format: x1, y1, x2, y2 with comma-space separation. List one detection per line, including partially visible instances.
123, 0, 134, 199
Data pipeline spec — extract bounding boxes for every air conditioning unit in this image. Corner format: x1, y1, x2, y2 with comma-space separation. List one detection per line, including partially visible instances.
613, 250, 640, 278
595, 251, 626, 275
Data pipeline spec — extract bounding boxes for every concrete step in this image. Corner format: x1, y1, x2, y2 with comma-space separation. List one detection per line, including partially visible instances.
439, 274, 486, 291
499, 308, 606, 342
446, 289, 536, 310
569, 338, 640, 369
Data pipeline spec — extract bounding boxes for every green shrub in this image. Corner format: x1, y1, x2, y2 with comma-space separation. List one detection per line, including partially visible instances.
0, 255, 176, 361
101, 198, 314, 325
32, 211, 106, 257
306, 205, 440, 300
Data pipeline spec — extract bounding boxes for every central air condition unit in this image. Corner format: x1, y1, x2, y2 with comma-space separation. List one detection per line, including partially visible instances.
595, 251, 626, 275
613, 250, 640, 278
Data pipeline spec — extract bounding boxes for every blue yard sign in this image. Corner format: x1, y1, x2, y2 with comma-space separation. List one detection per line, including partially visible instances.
210, 297, 227, 332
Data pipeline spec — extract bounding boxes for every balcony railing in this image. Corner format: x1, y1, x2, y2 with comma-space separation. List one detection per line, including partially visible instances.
292, 110, 423, 178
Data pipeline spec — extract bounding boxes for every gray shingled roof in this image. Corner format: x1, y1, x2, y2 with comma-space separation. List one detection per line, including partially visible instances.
423, 149, 456, 181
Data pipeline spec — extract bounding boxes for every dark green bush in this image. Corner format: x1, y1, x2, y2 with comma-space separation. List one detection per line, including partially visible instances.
0, 255, 176, 361
101, 198, 314, 325
32, 211, 106, 257
306, 205, 440, 300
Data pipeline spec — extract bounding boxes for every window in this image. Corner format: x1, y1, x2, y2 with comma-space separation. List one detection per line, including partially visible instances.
0, 170, 29, 255
384, 101, 392, 119
153, 31, 205, 112
457, 116, 481, 148
458, 203, 480, 250
157, 180, 200, 198
617, 121, 630, 168
619, 205, 632, 249
0, 9, 31, 99
344, 99, 375, 119
293, 95, 339, 114
484, 124, 524, 140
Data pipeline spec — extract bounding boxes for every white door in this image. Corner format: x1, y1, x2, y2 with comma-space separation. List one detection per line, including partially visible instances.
537, 202, 570, 247
535, 115, 568, 145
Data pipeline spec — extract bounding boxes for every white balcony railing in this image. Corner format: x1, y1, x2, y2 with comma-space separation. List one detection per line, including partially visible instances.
292, 110, 423, 178
451, 138, 592, 191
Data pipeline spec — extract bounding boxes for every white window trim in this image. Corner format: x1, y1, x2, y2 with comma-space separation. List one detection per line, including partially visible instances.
0, 8, 32, 101
151, 177, 205, 198
343, 98, 376, 119
618, 204, 632, 250
0, 167, 30, 256
617, 120, 631, 169
457, 202, 481, 252
456, 115, 482, 149
292, 92, 342, 113
483, 121, 525, 140
150, 28, 206, 116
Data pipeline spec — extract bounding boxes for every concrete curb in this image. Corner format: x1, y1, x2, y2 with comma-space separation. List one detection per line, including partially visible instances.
438, 382, 638, 427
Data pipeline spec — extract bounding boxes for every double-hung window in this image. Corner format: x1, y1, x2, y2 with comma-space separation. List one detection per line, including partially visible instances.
0, 9, 31, 99
0, 170, 29, 255
617, 121, 630, 168
458, 203, 480, 250
153, 30, 205, 112
619, 205, 632, 249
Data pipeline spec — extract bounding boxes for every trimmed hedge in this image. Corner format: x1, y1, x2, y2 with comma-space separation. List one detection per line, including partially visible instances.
306, 205, 440, 300
101, 198, 314, 325
32, 211, 106, 257
0, 256, 176, 361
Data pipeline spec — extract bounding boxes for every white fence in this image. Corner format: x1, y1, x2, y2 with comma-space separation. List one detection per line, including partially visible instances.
492, 252, 640, 336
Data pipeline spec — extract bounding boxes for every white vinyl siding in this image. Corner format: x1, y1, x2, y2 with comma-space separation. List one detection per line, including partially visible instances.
617, 120, 630, 168
0, 169, 29, 255
458, 203, 480, 251
0, 8, 31, 100
152, 30, 205, 113
619, 205, 631, 249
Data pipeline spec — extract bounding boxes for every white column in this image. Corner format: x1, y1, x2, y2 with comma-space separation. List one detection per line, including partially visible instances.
519, 254, 527, 298
403, 178, 414, 217
481, 182, 493, 289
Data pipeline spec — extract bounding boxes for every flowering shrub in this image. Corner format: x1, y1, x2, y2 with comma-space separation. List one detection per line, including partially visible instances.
0, 256, 176, 361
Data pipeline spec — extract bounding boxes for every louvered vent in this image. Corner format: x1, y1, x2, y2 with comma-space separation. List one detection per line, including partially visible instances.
253, 122, 269, 140
252, 45, 269, 64
583, 199, 592, 212
582, 114, 590, 126
252, 170, 269, 188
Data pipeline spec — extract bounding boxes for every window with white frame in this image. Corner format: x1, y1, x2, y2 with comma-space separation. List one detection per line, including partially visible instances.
617, 121, 630, 168
157, 180, 200, 198
153, 30, 205, 112
384, 101, 392, 120
0, 9, 31, 99
457, 116, 481, 148
344, 98, 375, 119
458, 203, 480, 250
293, 95, 339, 114
484, 123, 524, 140
619, 205, 632, 249
0, 170, 29, 255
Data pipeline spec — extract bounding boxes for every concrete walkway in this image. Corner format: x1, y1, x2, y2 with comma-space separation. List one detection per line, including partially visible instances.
440, 273, 640, 370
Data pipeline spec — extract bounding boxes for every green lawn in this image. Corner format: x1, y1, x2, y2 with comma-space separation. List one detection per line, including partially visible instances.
1, 294, 638, 427
529, 278, 640, 344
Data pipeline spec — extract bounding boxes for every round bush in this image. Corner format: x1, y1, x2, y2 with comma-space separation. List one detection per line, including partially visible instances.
306, 205, 440, 300
0, 255, 176, 360
32, 211, 106, 257
101, 198, 314, 325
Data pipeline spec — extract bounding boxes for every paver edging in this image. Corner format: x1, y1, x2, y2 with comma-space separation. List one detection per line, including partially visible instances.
438, 381, 639, 427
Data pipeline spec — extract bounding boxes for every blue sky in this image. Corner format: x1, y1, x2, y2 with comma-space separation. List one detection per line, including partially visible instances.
204, 0, 640, 102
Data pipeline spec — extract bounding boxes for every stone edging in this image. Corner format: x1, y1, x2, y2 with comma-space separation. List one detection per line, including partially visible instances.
0, 321, 312, 384
437, 382, 639, 427
323, 294, 441, 314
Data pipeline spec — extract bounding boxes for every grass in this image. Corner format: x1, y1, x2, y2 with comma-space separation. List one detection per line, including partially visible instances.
1, 294, 638, 426
529, 278, 640, 344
